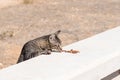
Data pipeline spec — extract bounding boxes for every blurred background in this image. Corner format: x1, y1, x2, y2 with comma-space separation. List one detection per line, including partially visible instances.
0, 0, 120, 69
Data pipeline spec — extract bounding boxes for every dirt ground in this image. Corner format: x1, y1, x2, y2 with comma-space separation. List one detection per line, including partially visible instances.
0, 0, 120, 69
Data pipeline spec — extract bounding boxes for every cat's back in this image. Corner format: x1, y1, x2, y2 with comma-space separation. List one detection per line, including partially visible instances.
32, 35, 49, 47
24, 35, 48, 46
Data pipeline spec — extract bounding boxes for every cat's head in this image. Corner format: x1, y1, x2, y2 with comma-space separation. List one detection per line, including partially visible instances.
49, 30, 62, 51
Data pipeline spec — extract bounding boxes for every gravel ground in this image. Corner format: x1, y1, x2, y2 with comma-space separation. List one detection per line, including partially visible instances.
0, 0, 120, 69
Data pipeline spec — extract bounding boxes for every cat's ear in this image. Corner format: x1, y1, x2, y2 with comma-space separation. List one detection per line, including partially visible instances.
49, 30, 61, 44
49, 34, 55, 41
54, 30, 61, 35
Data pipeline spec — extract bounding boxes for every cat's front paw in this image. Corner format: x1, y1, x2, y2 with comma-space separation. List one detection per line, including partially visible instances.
44, 50, 51, 55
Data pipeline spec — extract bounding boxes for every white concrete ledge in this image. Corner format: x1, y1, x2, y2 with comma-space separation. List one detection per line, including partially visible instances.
0, 26, 120, 80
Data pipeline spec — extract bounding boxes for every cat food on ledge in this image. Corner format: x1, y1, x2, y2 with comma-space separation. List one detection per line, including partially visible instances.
62, 49, 80, 54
